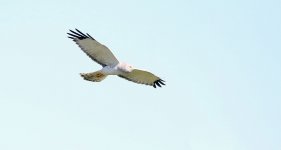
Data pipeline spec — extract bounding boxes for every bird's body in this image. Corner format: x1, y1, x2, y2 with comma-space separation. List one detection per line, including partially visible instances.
101, 65, 122, 75
67, 29, 165, 88
99, 62, 131, 75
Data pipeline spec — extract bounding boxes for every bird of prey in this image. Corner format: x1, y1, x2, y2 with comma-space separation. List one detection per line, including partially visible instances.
67, 29, 165, 88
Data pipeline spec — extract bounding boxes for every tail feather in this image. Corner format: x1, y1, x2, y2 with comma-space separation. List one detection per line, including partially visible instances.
80, 71, 107, 82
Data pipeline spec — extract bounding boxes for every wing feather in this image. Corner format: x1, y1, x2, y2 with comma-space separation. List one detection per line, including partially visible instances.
118, 69, 165, 88
68, 29, 119, 67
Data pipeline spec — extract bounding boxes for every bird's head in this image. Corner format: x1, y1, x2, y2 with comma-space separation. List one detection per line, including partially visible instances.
118, 62, 134, 73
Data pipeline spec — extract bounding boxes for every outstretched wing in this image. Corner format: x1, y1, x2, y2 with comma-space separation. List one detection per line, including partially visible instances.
118, 69, 165, 88
67, 29, 119, 67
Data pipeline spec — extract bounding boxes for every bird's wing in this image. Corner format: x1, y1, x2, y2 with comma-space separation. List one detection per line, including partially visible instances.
67, 29, 119, 67
118, 69, 165, 88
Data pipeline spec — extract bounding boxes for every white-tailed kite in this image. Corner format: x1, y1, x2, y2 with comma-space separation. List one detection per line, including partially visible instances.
67, 29, 165, 88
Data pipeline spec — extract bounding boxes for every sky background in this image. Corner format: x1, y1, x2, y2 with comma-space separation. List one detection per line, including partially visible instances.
0, 0, 280, 150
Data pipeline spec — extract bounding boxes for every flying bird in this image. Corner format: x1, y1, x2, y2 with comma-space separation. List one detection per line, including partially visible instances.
67, 29, 165, 88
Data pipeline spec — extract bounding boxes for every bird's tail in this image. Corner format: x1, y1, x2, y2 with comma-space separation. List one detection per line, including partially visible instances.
80, 71, 107, 82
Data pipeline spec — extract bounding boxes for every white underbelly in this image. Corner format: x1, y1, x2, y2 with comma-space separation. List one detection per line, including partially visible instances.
101, 66, 122, 75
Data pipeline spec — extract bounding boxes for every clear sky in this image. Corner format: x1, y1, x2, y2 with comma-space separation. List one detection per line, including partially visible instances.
0, 0, 280, 150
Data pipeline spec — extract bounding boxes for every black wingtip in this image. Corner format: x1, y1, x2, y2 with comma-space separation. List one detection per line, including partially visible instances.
68, 36, 76, 39
159, 80, 165, 85
153, 79, 166, 88
67, 29, 95, 40
86, 33, 95, 40
75, 29, 88, 37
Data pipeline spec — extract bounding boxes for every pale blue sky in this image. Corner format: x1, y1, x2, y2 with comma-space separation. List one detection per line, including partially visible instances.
0, 0, 280, 150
